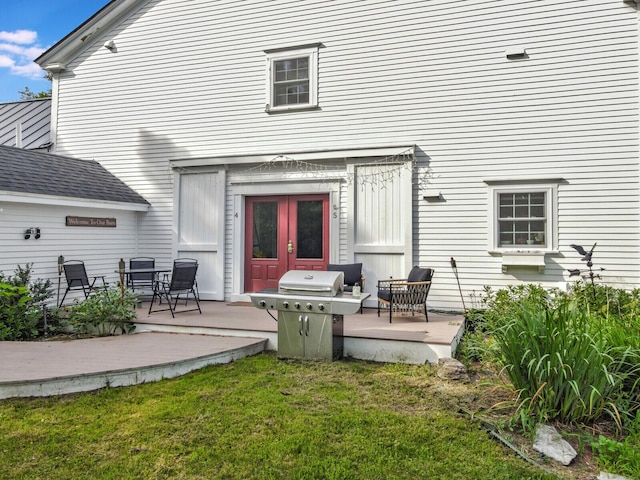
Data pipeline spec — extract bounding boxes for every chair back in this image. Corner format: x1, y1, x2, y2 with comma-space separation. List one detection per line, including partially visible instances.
327, 263, 362, 287
407, 266, 433, 283
174, 257, 198, 266
63, 261, 90, 287
407, 266, 433, 296
169, 262, 198, 292
129, 257, 155, 285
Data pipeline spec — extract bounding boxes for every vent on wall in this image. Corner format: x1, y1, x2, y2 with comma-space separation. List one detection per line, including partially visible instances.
505, 46, 527, 60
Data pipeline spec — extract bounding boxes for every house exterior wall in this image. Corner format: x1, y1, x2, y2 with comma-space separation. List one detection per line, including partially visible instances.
49, 0, 640, 311
0, 200, 140, 304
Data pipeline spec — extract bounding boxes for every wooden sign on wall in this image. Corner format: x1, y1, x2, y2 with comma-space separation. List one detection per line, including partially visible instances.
66, 216, 117, 227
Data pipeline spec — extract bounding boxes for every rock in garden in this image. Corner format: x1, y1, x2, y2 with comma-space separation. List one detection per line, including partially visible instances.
436, 357, 469, 381
532, 425, 577, 466
597, 472, 634, 480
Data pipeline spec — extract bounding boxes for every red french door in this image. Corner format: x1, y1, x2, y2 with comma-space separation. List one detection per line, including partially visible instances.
244, 194, 329, 292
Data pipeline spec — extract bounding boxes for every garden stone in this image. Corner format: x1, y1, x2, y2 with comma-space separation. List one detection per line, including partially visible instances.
532, 425, 577, 466
597, 472, 634, 480
436, 357, 469, 381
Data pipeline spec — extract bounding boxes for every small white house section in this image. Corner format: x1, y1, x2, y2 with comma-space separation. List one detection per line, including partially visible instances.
35, 0, 640, 312
0, 145, 149, 305
0, 199, 143, 304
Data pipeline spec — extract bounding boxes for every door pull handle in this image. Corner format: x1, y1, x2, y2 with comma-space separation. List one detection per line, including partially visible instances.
287, 240, 294, 254
298, 315, 303, 336
304, 315, 310, 336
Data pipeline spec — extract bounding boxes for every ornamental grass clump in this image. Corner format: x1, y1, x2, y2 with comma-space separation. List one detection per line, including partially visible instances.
494, 304, 618, 426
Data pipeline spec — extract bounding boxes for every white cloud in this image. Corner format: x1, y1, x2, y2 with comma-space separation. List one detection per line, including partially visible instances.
0, 54, 15, 68
0, 42, 45, 58
0, 30, 47, 79
12, 62, 46, 79
0, 30, 38, 44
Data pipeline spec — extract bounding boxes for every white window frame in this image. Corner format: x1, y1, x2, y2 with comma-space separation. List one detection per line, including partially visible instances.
265, 45, 319, 113
488, 183, 557, 253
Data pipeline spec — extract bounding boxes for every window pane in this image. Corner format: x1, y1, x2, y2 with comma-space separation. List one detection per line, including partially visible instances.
498, 191, 547, 247
273, 56, 311, 107
514, 205, 529, 217
253, 202, 278, 258
297, 200, 323, 259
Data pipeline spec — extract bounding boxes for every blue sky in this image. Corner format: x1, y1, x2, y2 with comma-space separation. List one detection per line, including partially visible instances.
0, 0, 110, 103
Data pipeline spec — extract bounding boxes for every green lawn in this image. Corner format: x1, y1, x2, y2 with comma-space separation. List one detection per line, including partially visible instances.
0, 353, 556, 480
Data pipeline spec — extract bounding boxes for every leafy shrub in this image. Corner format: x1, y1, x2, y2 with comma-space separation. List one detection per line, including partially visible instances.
462, 282, 640, 431
67, 286, 138, 336
0, 283, 39, 340
0, 264, 54, 340
458, 284, 555, 363
591, 412, 640, 479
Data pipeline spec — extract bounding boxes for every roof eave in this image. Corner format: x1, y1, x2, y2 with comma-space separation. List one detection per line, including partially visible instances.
0, 191, 150, 212
35, 0, 141, 71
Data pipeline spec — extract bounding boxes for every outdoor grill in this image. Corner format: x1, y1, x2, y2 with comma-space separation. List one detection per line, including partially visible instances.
250, 270, 369, 361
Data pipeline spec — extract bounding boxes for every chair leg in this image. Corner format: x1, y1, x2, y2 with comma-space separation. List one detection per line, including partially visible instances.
59, 288, 70, 307
424, 303, 429, 322
149, 288, 176, 318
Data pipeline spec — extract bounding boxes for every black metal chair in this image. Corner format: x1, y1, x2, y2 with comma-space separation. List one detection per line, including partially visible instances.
128, 257, 156, 292
377, 266, 434, 323
163, 258, 199, 306
59, 260, 107, 307
327, 263, 365, 313
149, 261, 201, 318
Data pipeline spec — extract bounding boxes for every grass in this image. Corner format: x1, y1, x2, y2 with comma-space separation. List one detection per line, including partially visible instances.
0, 353, 556, 480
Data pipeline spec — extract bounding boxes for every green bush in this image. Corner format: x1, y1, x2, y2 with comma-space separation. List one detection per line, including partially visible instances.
493, 303, 635, 428
458, 284, 555, 363
0, 283, 39, 340
591, 411, 640, 479
0, 264, 54, 340
67, 286, 138, 336
461, 282, 640, 432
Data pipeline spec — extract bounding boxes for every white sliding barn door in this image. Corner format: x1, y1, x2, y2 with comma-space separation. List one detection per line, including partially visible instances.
175, 170, 225, 300
348, 163, 413, 302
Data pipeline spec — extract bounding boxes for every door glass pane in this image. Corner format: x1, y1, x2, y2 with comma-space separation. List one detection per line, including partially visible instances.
253, 201, 278, 258
297, 200, 323, 259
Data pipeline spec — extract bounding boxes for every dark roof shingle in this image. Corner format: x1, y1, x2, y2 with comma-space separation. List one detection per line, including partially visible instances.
0, 145, 149, 205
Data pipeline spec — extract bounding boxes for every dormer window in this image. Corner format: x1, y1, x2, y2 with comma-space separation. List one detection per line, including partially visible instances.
265, 44, 319, 113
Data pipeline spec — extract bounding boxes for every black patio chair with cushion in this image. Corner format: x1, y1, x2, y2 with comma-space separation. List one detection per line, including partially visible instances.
149, 261, 201, 318
377, 266, 434, 323
327, 263, 365, 313
59, 260, 108, 307
128, 257, 156, 292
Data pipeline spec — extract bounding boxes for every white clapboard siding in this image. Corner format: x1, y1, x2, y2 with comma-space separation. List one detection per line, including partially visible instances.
0, 201, 139, 304
51, 0, 639, 311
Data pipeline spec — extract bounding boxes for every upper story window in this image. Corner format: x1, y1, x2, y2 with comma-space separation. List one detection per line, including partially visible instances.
487, 182, 558, 252
265, 44, 319, 113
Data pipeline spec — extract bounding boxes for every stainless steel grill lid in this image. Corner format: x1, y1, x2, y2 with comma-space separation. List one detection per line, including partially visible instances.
278, 270, 344, 297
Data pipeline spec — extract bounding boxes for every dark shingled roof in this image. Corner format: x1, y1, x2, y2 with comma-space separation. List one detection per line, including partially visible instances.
0, 145, 149, 205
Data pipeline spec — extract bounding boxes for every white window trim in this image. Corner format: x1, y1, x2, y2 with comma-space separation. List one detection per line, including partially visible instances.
488, 182, 558, 254
265, 45, 318, 113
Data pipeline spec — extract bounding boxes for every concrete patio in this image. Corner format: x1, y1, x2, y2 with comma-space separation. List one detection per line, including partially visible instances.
0, 301, 465, 399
